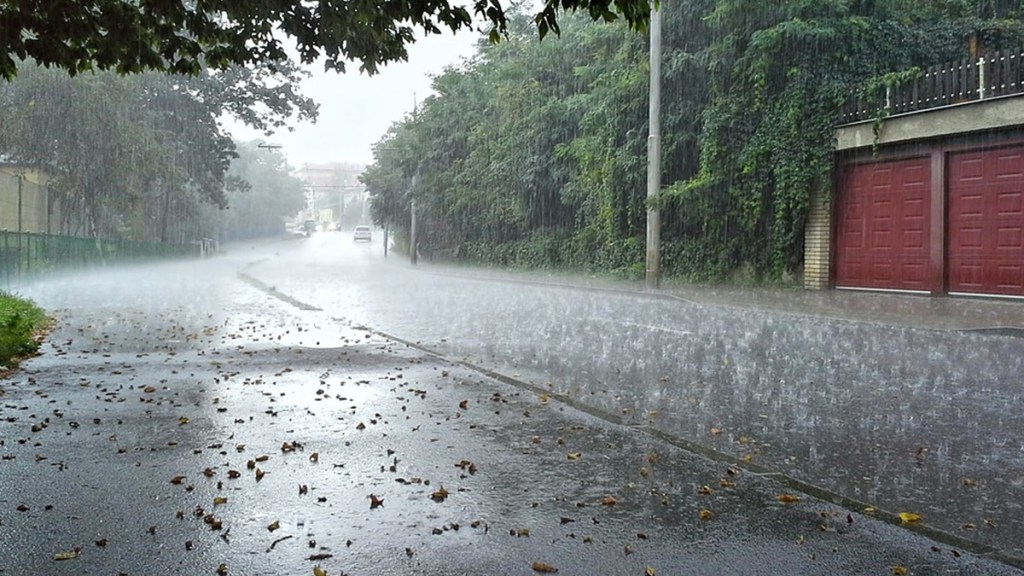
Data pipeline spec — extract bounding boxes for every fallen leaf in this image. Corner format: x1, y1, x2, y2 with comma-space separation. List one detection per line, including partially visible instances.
531, 562, 558, 573
53, 549, 80, 561
710, 427, 722, 435
566, 452, 582, 461
599, 495, 617, 506
213, 496, 227, 506
899, 512, 922, 524
178, 416, 189, 426
227, 470, 241, 479
143, 386, 156, 393
313, 566, 327, 576
267, 520, 280, 532
699, 509, 713, 520
776, 494, 801, 504
645, 568, 656, 576
719, 479, 735, 488
512, 528, 530, 537
430, 486, 450, 502
95, 539, 107, 547
893, 566, 907, 575
458, 400, 468, 410
309, 452, 319, 463
697, 485, 713, 495
369, 494, 384, 509
217, 563, 228, 575
255, 468, 265, 481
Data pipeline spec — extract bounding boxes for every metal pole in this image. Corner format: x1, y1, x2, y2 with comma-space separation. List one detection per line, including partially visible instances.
645, 2, 663, 289
17, 175, 23, 234
409, 200, 418, 265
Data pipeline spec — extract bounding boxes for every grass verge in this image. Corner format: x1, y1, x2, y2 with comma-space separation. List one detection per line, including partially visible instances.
0, 291, 47, 369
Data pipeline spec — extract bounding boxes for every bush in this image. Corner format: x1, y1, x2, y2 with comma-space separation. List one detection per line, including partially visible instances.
0, 292, 47, 369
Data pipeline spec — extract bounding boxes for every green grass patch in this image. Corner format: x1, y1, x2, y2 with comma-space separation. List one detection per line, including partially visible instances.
0, 291, 47, 369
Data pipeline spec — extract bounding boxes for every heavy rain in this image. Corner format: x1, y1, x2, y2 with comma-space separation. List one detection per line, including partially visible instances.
3, 1, 1024, 575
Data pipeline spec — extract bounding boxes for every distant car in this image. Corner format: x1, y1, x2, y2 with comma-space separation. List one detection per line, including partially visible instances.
353, 225, 372, 242
302, 219, 317, 236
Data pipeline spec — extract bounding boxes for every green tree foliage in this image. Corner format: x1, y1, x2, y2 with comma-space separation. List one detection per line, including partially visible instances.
0, 61, 316, 242
365, 0, 1024, 280
0, 0, 654, 80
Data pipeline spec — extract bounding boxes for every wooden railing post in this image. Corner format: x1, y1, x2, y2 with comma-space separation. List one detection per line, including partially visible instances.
978, 56, 987, 100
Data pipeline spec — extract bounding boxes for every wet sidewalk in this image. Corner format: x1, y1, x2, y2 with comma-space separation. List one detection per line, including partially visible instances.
419, 263, 1024, 332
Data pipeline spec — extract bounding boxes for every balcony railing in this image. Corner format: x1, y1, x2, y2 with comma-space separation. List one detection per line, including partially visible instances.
840, 47, 1024, 124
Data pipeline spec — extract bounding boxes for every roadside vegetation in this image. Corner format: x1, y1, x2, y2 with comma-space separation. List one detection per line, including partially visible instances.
363, 1, 1024, 282
0, 292, 46, 369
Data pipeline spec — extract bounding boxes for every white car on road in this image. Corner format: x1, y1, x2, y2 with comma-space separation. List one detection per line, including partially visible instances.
353, 225, 372, 242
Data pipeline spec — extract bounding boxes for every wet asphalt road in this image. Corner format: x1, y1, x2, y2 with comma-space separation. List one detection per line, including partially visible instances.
247, 233, 1024, 563
1, 233, 1022, 575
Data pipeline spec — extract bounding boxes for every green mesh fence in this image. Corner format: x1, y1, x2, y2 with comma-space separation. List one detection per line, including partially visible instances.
1, 231, 203, 286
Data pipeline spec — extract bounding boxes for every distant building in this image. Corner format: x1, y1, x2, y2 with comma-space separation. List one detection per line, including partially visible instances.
293, 162, 368, 227
0, 163, 56, 234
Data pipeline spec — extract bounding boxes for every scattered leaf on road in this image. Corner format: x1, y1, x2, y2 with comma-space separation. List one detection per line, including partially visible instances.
776, 494, 801, 504
567, 452, 582, 461
53, 549, 80, 561
699, 509, 713, 520
893, 566, 908, 575
532, 562, 558, 573
370, 494, 384, 509
430, 486, 450, 502
899, 512, 922, 524
267, 520, 281, 532
599, 495, 617, 506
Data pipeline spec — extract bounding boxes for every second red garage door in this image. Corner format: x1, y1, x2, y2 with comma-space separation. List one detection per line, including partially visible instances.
835, 158, 933, 292
948, 147, 1024, 297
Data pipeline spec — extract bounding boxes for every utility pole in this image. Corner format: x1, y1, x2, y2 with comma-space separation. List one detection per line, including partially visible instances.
409, 166, 420, 265
409, 199, 417, 265
645, 2, 663, 289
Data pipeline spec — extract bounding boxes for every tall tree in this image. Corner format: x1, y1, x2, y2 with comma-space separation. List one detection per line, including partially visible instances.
0, 61, 316, 241
0, 0, 655, 79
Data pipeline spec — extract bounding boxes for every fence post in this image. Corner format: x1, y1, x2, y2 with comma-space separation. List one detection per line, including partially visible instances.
885, 86, 892, 111
978, 56, 987, 100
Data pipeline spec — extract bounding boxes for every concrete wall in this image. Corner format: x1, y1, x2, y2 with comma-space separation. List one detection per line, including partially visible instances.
0, 167, 50, 234
835, 96, 1024, 151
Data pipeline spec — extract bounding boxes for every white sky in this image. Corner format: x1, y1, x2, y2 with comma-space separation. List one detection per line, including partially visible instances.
223, 31, 481, 168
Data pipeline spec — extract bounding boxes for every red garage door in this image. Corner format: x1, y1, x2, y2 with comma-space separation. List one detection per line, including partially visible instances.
948, 148, 1024, 297
835, 158, 932, 291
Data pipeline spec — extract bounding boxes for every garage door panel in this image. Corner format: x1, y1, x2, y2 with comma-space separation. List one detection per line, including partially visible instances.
836, 157, 933, 291
949, 147, 1024, 296
997, 191, 1023, 215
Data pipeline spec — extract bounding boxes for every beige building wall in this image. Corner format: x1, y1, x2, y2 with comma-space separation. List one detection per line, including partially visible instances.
0, 167, 51, 233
